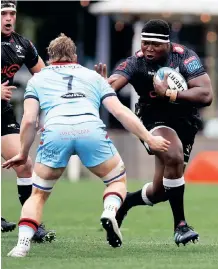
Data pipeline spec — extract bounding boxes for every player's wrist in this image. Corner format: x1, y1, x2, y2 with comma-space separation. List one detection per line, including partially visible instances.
19, 149, 28, 158
145, 133, 155, 146
165, 89, 178, 102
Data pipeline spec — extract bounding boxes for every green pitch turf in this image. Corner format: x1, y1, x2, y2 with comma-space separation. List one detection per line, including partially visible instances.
1, 179, 218, 269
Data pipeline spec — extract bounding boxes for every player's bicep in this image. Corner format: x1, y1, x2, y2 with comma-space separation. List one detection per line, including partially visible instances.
188, 73, 213, 103
113, 58, 136, 83
29, 57, 45, 74
102, 95, 124, 117
25, 40, 40, 69
188, 73, 211, 88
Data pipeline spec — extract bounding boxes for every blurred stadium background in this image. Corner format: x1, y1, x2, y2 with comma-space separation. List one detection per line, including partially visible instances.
1, 1, 218, 268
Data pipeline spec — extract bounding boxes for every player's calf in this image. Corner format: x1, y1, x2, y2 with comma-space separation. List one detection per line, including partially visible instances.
8, 171, 58, 257
15, 157, 33, 206
95, 158, 127, 248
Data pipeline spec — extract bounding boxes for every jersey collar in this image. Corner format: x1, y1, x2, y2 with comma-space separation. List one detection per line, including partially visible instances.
51, 62, 78, 65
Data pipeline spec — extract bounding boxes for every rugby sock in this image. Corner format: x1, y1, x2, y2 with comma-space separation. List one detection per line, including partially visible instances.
122, 190, 145, 209
103, 192, 123, 214
163, 177, 185, 229
121, 183, 153, 210
17, 218, 39, 249
141, 182, 154, 206
17, 177, 32, 206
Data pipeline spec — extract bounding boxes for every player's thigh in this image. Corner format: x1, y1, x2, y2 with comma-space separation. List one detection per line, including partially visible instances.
75, 124, 117, 168
1, 133, 33, 176
1, 108, 20, 136
89, 153, 123, 178
152, 127, 184, 164
75, 123, 125, 179
1, 108, 21, 160
176, 126, 197, 167
2, 133, 22, 160
35, 125, 74, 174
34, 163, 65, 180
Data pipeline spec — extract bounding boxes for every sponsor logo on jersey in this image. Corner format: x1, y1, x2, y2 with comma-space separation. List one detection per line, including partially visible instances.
7, 124, 19, 129
184, 56, 197, 65
15, 45, 25, 58
16, 45, 23, 53
184, 56, 202, 73
1, 42, 11, 45
1, 64, 20, 78
61, 92, 86, 99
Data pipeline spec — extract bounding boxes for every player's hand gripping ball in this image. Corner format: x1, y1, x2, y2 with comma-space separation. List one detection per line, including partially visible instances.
153, 67, 188, 97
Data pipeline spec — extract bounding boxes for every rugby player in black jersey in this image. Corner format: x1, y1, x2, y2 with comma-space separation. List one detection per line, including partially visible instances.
1, 0, 56, 243
95, 19, 213, 246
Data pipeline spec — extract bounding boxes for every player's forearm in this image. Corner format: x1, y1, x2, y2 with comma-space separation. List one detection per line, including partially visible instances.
115, 105, 153, 143
109, 74, 129, 92
177, 86, 213, 107
20, 118, 37, 156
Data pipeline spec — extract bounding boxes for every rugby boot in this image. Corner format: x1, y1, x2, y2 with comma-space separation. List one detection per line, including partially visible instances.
32, 223, 56, 243
1, 217, 16, 233
101, 210, 122, 248
174, 221, 199, 246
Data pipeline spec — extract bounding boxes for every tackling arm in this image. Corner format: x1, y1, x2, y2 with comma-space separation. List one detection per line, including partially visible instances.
20, 98, 40, 157
102, 96, 170, 152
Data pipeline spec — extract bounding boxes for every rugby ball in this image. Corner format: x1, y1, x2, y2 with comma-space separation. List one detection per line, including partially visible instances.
155, 67, 188, 91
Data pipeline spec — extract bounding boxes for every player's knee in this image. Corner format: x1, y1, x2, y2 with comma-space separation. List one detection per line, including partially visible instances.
32, 172, 57, 193
165, 150, 184, 167
102, 160, 126, 186
15, 157, 33, 178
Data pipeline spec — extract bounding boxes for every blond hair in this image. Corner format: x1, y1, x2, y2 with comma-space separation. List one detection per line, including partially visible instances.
47, 33, 77, 63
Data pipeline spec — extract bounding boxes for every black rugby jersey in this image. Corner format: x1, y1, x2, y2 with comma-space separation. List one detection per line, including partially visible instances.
1, 32, 39, 113
114, 43, 206, 127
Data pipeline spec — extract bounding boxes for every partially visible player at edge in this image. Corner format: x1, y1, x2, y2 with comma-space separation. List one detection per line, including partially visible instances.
2, 33, 170, 257
1, 0, 56, 242
95, 19, 213, 246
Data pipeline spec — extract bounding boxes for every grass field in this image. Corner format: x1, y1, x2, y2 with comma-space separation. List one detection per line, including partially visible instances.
1, 179, 218, 269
